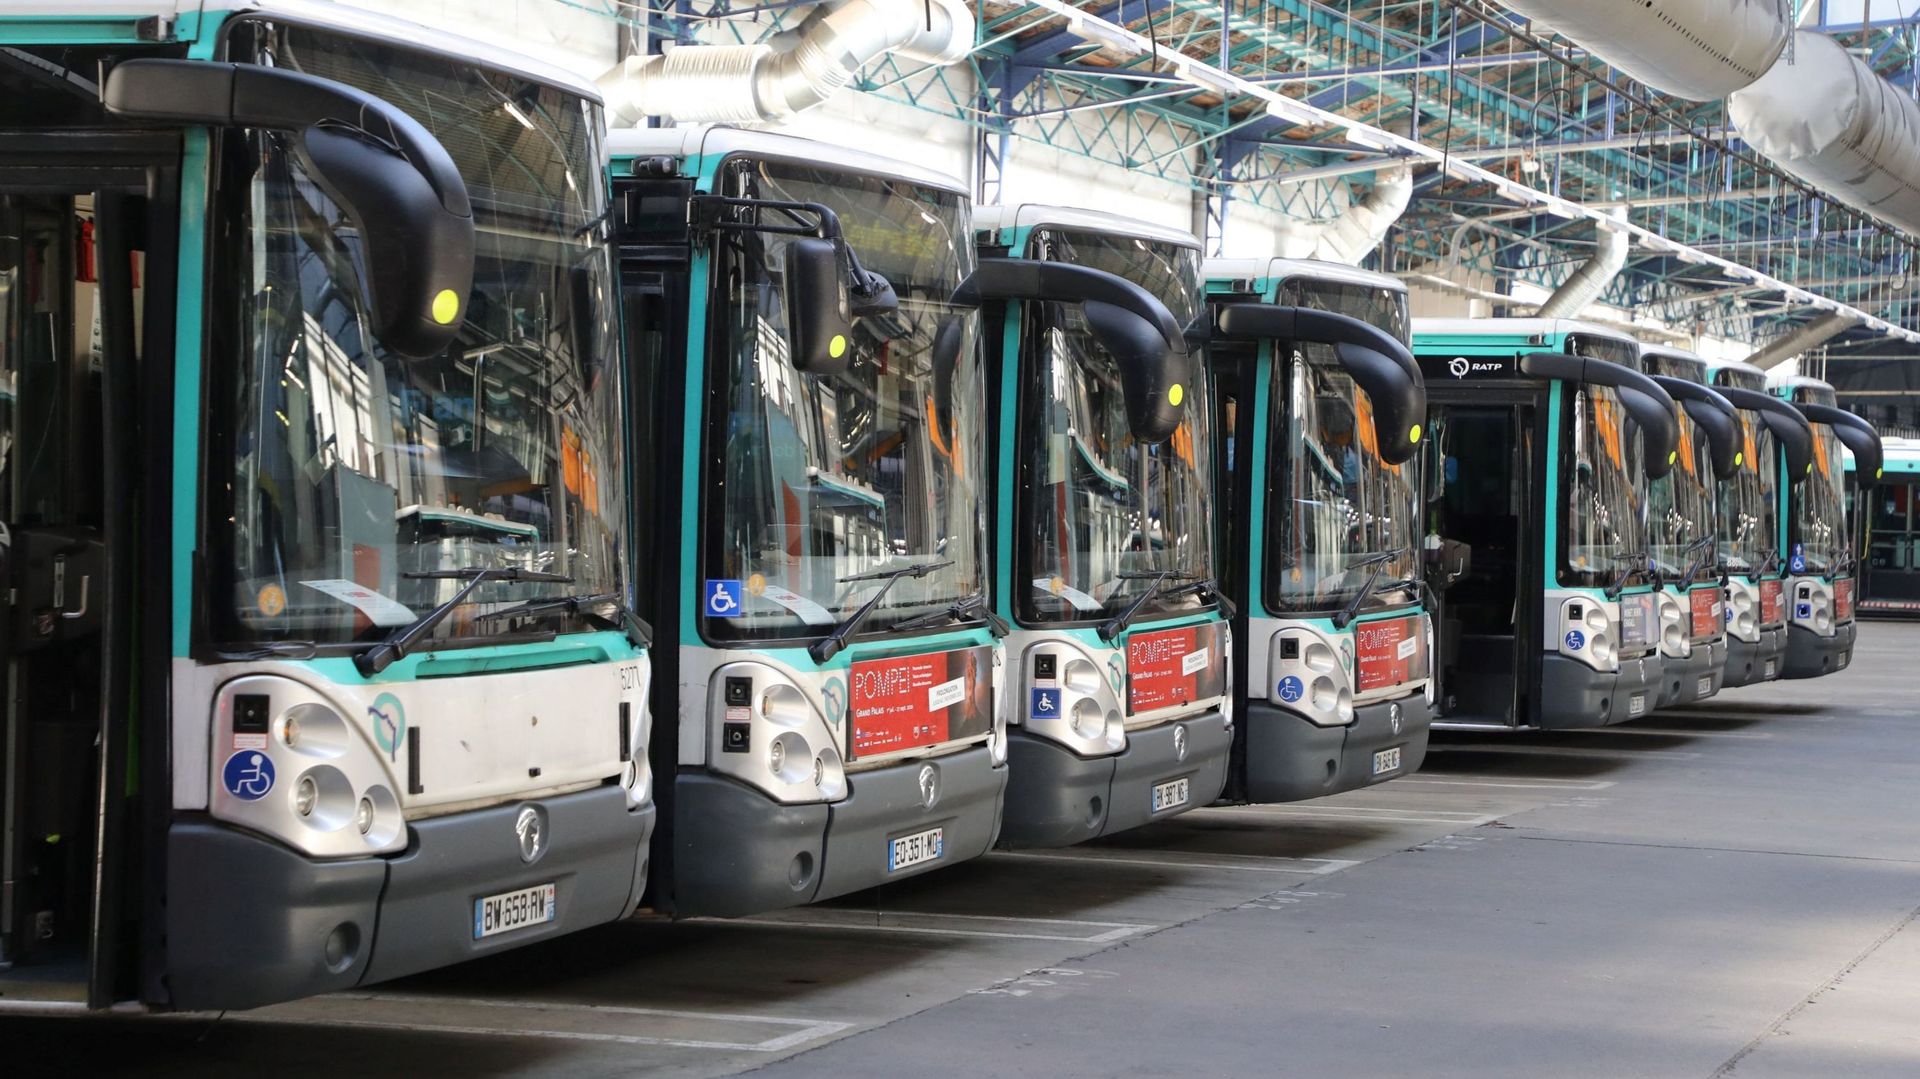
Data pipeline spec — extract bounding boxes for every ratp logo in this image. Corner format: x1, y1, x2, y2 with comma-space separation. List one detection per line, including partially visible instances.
1448, 357, 1471, 378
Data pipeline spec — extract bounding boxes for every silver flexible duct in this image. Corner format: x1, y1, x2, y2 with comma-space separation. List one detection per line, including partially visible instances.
1535, 220, 1630, 319
597, 0, 975, 126
1497, 0, 1790, 101
1746, 313, 1858, 370
1273, 166, 1413, 265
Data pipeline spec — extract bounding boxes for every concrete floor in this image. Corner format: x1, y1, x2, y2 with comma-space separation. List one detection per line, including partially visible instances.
10, 623, 1920, 1077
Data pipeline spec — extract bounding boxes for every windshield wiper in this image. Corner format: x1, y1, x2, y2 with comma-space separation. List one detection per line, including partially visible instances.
1676, 535, 1718, 588
1751, 547, 1781, 581
1604, 551, 1659, 599
1332, 548, 1412, 629
891, 592, 1011, 637
812, 558, 955, 663
1158, 576, 1238, 621
354, 566, 575, 677
1097, 568, 1199, 643
471, 590, 653, 649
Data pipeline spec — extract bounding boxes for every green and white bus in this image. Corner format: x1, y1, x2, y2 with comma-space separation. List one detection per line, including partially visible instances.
1413, 319, 1678, 729
1849, 436, 1920, 616
610, 128, 1006, 916
1, 3, 652, 1011
973, 205, 1231, 845
1204, 259, 1432, 800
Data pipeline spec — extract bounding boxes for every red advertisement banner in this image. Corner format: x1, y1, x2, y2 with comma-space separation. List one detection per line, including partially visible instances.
1836, 577, 1854, 621
1355, 615, 1425, 693
849, 646, 994, 760
1760, 579, 1785, 626
1126, 623, 1226, 714
1689, 587, 1723, 641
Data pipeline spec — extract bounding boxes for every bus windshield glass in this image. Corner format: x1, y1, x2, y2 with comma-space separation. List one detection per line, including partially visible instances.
1264, 281, 1416, 615
1562, 383, 1645, 586
210, 23, 625, 648
1795, 424, 1848, 574
700, 158, 986, 640
1017, 228, 1215, 624
1649, 414, 1716, 584
1718, 411, 1778, 575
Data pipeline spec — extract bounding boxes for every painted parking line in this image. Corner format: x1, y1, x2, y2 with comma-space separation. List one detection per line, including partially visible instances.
1393, 776, 1618, 791
1614, 726, 1775, 739
1438, 743, 1703, 760
992, 848, 1361, 876
1200, 804, 1507, 827
709, 907, 1157, 944
239, 994, 856, 1052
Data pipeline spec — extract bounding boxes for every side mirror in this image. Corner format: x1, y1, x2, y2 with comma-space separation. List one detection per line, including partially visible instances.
1651, 375, 1741, 481
1716, 385, 1816, 484
1212, 304, 1425, 466
1519, 352, 1678, 480
1617, 386, 1678, 481
103, 59, 474, 359
954, 258, 1191, 443
1799, 403, 1885, 490
783, 236, 855, 374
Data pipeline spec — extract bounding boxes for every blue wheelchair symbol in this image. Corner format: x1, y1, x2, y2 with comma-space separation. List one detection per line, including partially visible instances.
1790, 555, 1806, 573
1796, 602, 1812, 619
1277, 676, 1304, 703
1564, 630, 1586, 651
705, 579, 744, 618
222, 751, 275, 801
1030, 688, 1061, 719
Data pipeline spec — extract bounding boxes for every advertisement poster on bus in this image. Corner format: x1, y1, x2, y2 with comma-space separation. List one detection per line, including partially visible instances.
1836, 577, 1854, 621
1760, 579, 1785, 625
1620, 593, 1658, 652
849, 646, 994, 759
1355, 614, 1426, 693
1126, 622, 1227, 713
1690, 587, 1724, 641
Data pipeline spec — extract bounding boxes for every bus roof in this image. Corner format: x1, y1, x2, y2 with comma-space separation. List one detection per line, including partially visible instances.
1200, 257, 1403, 294
974, 205, 1200, 250
606, 126, 968, 196
1412, 316, 1627, 345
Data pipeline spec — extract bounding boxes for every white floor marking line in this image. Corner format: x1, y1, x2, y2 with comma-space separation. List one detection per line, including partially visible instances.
243, 994, 855, 1052
1201, 806, 1507, 827
706, 908, 1156, 944
1443, 744, 1703, 760
1394, 777, 1618, 791
993, 848, 1361, 875
1604, 726, 1774, 740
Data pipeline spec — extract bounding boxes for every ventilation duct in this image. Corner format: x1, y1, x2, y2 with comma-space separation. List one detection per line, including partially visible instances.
1534, 219, 1630, 319
596, 0, 975, 126
1273, 165, 1412, 265
1497, 0, 1790, 101
1745, 312, 1858, 370
1730, 31, 1920, 238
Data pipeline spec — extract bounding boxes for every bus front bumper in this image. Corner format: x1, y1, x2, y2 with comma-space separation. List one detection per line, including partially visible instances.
1656, 642, 1725, 708
165, 783, 652, 1012
998, 710, 1231, 848
671, 746, 1006, 918
1782, 620, 1857, 679
1241, 694, 1431, 803
1539, 652, 1661, 728
1723, 627, 1787, 687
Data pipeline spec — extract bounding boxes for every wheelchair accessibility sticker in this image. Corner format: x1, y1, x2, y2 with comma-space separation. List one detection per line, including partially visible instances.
1565, 629, 1586, 651
1031, 687, 1062, 720
705, 579, 744, 618
1277, 675, 1303, 703
222, 751, 275, 801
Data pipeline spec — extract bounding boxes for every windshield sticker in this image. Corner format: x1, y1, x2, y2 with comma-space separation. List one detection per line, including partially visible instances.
1034, 576, 1103, 613
704, 579, 744, 618
850, 647, 994, 759
300, 579, 417, 628
756, 583, 836, 626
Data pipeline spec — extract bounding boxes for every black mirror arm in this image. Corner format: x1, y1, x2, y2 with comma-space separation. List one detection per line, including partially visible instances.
1798, 403, 1885, 485
952, 258, 1185, 354
1717, 385, 1817, 482
1520, 352, 1678, 478
1652, 375, 1743, 480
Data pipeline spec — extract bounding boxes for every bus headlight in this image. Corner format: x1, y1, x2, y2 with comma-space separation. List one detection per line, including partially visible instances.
1020, 643, 1126, 757
708, 663, 846, 804
1558, 596, 1619, 672
1269, 626, 1354, 727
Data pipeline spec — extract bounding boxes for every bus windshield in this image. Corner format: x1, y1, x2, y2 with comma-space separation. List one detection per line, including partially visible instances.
1563, 384, 1645, 586
1795, 425, 1848, 574
701, 158, 986, 640
1718, 411, 1778, 575
1018, 229, 1215, 624
211, 22, 625, 647
1649, 414, 1716, 584
1265, 281, 1416, 615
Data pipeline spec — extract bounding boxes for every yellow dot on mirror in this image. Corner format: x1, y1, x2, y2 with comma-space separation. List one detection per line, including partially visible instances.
1735, 451, 1744, 467
1668, 451, 1677, 465
1408, 423, 1422, 444
1167, 383, 1185, 406
431, 289, 459, 325
829, 334, 848, 359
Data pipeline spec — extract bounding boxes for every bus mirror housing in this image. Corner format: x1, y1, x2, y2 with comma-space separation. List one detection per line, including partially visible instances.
1519, 352, 1678, 480
1651, 375, 1742, 481
954, 258, 1191, 443
102, 59, 475, 359
1213, 304, 1425, 466
1798, 403, 1885, 489
783, 236, 857, 374
1716, 385, 1816, 484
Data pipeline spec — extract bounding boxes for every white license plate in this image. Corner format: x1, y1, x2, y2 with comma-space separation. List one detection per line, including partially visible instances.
1372, 746, 1403, 776
1838, 651, 1849, 668
1764, 660, 1777, 678
1697, 676, 1713, 697
1628, 693, 1648, 717
474, 883, 556, 940
1150, 777, 1191, 813
888, 827, 943, 872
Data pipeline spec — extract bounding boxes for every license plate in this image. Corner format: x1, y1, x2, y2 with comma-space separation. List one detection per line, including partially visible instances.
1372, 746, 1403, 776
1150, 777, 1191, 813
888, 827, 943, 872
474, 883, 556, 940
1697, 676, 1713, 697
1764, 660, 1777, 678
1838, 651, 1849, 668
1628, 693, 1647, 717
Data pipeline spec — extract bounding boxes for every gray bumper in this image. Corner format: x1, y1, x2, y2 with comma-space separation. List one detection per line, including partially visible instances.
998, 710, 1231, 849
165, 784, 651, 1012
671, 747, 1006, 918
1723, 627, 1787, 687
1782, 620, 1857, 680
1539, 652, 1660, 729
1241, 694, 1431, 803
1656, 643, 1724, 708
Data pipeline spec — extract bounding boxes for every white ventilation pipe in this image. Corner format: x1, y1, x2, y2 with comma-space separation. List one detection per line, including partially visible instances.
1746, 312, 1858, 370
1731, 31, 1920, 238
1273, 165, 1412, 265
1497, 0, 1791, 100
596, 0, 975, 126
1534, 219, 1630, 319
